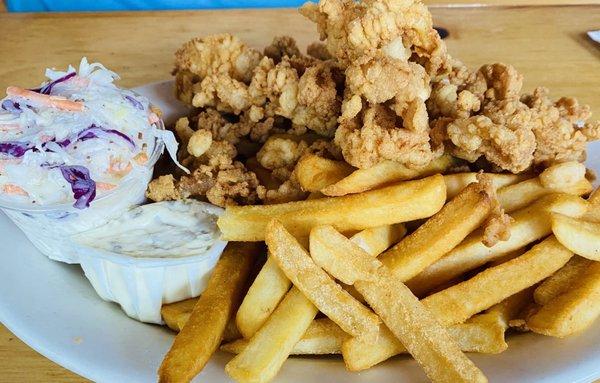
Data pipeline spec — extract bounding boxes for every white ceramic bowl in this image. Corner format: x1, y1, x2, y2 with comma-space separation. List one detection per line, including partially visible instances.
0, 123, 165, 264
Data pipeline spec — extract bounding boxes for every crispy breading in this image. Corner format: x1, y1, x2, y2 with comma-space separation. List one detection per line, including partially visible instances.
307, 42, 333, 60
299, 0, 448, 75
335, 104, 439, 169
174, 33, 262, 83
264, 36, 302, 62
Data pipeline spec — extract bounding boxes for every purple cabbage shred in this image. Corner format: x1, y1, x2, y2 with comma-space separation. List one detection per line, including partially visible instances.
32, 72, 77, 95
1, 100, 22, 115
124, 95, 144, 110
0, 141, 31, 157
59, 165, 96, 209
77, 124, 135, 150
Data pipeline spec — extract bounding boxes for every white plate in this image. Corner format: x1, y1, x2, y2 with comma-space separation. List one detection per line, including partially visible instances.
1, 80, 600, 383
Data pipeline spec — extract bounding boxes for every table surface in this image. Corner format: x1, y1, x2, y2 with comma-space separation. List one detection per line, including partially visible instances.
1, 3, 599, 382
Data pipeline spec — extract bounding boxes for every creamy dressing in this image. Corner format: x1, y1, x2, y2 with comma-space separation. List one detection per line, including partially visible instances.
72, 200, 223, 258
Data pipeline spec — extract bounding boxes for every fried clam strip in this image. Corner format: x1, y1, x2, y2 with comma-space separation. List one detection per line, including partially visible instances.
422, 236, 573, 326
158, 243, 260, 383
222, 318, 347, 355
310, 226, 487, 383
379, 180, 494, 282
321, 154, 454, 197
295, 154, 355, 192
218, 174, 446, 241
497, 162, 591, 214
444, 173, 530, 201
236, 224, 404, 338
226, 221, 384, 383
406, 193, 589, 297
534, 256, 593, 305
527, 260, 600, 338
551, 213, 600, 261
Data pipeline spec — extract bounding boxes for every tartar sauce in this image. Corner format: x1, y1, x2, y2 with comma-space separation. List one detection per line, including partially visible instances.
72, 200, 223, 258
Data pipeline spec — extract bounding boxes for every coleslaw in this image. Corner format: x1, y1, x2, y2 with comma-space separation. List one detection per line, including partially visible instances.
0, 58, 183, 208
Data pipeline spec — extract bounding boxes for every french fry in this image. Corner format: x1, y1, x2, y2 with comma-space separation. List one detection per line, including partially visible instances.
406, 193, 589, 296
161, 298, 198, 332
218, 174, 446, 241
310, 225, 487, 383
229, 223, 401, 383
583, 186, 600, 222
158, 243, 260, 383
321, 154, 453, 197
222, 318, 347, 355
348, 224, 406, 257
534, 256, 592, 305
235, 224, 403, 338
379, 181, 494, 282
444, 172, 529, 201
342, 290, 531, 370
269, 220, 380, 339
225, 288, 319, 383
527, 260, 600, 337
422, 236, 573, 326
295, 154, 354, 192
162, 298, 242, 341
551, 213, 600, 261
236, 256, 291, 338
497, 162, 591, 213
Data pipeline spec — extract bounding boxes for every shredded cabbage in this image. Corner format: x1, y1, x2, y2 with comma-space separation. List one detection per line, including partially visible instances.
0, 57, 185, 207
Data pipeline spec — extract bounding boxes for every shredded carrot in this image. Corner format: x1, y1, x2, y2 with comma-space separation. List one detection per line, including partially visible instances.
133, 152, 148, 165
2, 184, 28, 196
108, 158, 133, 176
96, 182, 117, 191
6, 86, 84, 112
0, 123, 21, 132
148, 112, 160, 124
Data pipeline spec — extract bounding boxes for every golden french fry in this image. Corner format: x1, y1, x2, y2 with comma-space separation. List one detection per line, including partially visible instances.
497, 162, 591, 213
527, 260, 600, 337
218, 174, 446, 241
236, 256, 291, 339
422, 236, 573, 326
379, 181, 494, 282
406, 193, 589, 296
342, 290, 531, 370
161, 298, 198, 332
158, 243, 260, 383
222, 318, 347, 355
444, 172, 529, 201
552, 213, 600, 261
230, 223, 401, 383
235, 224, 403, 338
321, 154, 453, 197
225, 288, 319, 383
295, 154, 354, 192
310, 225, 487, 383
583, 186, 600, 222
348, 224, 406, 257
269, 220, 380, 338
534, 256, 592, 305
162, 297, 242, 341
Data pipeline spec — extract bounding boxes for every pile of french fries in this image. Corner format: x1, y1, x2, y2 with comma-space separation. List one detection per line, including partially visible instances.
158, 158, 600, 383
